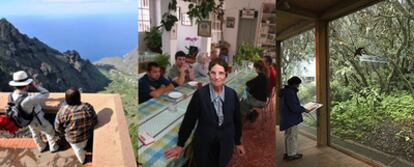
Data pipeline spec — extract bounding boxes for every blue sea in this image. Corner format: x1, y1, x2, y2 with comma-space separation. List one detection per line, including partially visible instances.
4, 14, 137, 62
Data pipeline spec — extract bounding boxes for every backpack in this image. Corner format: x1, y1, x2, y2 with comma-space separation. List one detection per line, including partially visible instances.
0, 115, 19, 133
6, 93, 35, 128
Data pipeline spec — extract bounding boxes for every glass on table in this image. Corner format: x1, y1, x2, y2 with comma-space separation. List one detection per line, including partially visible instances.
168, 102, 177, 112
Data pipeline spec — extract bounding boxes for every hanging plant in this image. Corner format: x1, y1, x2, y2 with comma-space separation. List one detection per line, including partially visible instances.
160, 0, 225, 31
160, 0, 178, 31
184, 0, 225, 23
160, 14, 178, 31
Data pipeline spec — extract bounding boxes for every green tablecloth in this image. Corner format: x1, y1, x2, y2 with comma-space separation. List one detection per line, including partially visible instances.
138, 67, 256, 167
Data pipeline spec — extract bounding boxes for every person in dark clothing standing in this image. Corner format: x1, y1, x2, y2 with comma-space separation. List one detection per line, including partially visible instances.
164, 59, 246, 167
279, 76, 310, 161
241, 60, 268, 122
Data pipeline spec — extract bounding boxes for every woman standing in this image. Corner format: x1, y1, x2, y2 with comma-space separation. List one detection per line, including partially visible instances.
165, 59, 246, 167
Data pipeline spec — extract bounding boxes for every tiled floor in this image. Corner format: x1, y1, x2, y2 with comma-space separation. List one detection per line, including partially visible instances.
0, 138, 92, 167
228, 105, 277, 167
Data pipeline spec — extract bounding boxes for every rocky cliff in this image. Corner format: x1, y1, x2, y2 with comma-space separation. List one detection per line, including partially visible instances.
0, 18, 110, 92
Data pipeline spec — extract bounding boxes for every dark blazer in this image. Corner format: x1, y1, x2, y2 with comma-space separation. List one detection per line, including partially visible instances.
177, 84, 242, 167
279, 85, 305, 131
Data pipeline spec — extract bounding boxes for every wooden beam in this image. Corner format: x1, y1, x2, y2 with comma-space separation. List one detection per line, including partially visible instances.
275, 40, 282, 125
315, 20, 329, 147
277, 5, 319, 20
321, 0, 384, 20
276, 20, 314, 40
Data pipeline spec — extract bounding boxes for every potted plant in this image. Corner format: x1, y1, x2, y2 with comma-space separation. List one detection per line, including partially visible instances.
185, 37, 199, 58
153, 53, 171, 75
144, 27, 162, 53
234, 42, 263, 67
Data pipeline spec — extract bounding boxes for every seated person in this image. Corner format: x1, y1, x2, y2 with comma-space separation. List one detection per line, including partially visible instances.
55, 87, 97, 164
240, 60, 269, 122
219, 47, 230, 63
210, 47, 220, 61
139, 62, 174, 104
192, 52, 209, 78
167, 51, 195, 86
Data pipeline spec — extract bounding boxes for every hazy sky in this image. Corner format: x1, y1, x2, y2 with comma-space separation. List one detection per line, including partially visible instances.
0, 0, 137, 17
0, 0, 138, 61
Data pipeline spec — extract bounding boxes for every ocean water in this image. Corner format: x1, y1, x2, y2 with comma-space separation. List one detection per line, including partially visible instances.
4, 14, 137, 61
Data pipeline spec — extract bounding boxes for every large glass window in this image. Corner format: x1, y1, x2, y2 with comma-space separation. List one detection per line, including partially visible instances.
281, 29, 317, 138
138, 0, 150, 32
329, 1, 414, 166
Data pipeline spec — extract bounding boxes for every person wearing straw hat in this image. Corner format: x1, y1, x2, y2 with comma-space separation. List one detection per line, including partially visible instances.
9, 70, 59, 153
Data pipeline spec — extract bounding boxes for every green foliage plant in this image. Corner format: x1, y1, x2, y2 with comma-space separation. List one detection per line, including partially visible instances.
234, 42, 263, 67
160, 0, 225, 31
144, 27, 162, 53
160, 0, 178, 31
153, 53, 171, 73
184, 0, 225, 23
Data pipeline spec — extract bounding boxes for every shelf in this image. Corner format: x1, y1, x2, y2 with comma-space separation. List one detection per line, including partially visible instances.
257, 2, 277, 49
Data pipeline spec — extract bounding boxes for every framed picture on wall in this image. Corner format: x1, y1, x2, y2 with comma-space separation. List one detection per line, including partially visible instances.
198, 21, 211, 37
181, 13, 192, 26
226, 17, 235, 28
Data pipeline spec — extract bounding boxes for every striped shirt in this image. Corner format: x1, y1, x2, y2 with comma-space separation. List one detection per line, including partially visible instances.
55, 103, 97, 144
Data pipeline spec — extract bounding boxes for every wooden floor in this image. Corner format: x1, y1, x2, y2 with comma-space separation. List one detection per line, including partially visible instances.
276, 126, 372, 167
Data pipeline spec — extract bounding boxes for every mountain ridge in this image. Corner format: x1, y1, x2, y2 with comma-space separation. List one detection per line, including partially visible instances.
0, 18, 110, 92
94, 47, 138, 75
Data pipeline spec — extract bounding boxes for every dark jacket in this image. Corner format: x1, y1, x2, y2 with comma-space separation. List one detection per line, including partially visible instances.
246, 72, 268, 102
177, 85, 242, 167
279, 85, 305, 131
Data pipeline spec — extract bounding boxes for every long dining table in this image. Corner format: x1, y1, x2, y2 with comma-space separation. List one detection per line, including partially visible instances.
138, 66, 256, 167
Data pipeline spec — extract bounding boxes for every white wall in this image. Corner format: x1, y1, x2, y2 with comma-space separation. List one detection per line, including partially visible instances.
176, 1, 206, 54
222, 0, 264, 57
155, 0, 272, 61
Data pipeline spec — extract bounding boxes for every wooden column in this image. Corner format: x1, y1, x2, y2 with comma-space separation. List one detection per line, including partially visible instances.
275, 40, 282, 125
315, 20, 329, 146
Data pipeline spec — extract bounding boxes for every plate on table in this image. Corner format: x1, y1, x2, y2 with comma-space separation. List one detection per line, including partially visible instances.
188, 81, 198, 87
168, 91, 183, 99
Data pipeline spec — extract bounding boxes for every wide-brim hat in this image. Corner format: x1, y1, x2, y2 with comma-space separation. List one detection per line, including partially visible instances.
9, 71, 33, 87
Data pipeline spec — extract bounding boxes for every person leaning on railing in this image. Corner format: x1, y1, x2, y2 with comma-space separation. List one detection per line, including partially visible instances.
54, 87, 97, 164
